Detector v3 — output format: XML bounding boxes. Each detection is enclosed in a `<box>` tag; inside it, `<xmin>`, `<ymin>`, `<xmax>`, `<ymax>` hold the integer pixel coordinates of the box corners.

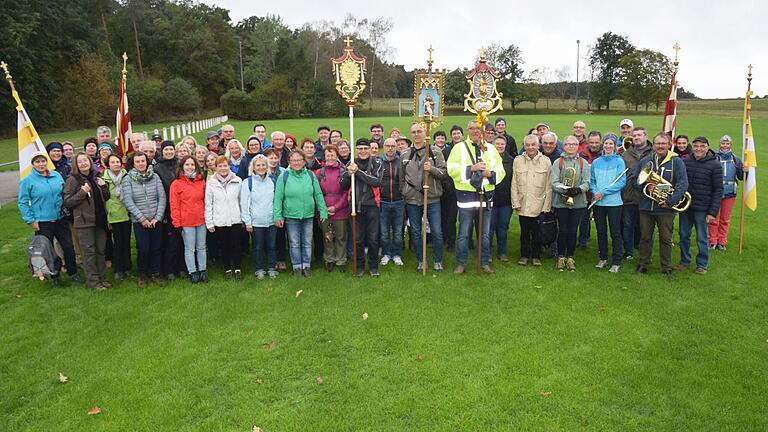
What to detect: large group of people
<box><xmin>18</xmin><ymin>117</ymin><xmax>743</xmax><ymax>290</ymax></box>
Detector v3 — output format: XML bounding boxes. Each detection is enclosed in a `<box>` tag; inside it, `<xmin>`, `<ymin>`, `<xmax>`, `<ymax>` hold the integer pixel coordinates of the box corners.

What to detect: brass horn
<box><xmin>561</xmin><ymin>166</ymin><xmax>577</xmax><ymax>206</ymax></box>
<box><xmin>636</xmin><ymin>164</ymin><xmax>692</xmax><ymax>212</ymax></box>
<box><xmin>621</xmin><ymin>136</ymin><xmax>633</xmax><ymax>151</ymax></box>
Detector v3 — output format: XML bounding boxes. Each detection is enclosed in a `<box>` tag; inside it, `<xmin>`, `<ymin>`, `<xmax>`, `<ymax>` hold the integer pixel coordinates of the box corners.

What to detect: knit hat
<box><xmin>603</xmin><ymin>133</ymin><xmax>619</xmax><ymax>145</ymax></box>
<box><xmin>46</xmin><ymin>142</ymin><xmax>63</xmax><ymax>152</ymax></box>
<box><xmin>720</xmin><ymin>134</ymin><xmax>732</xmax><ymax>143</ymax></box>
<box><xmin>98</xmin><ymin>142</ymin><xmax>113</xmax><ymax>152</ymax></box>
<box><xmin>161</xmin><ymin>140</ymin><xmax>175</xmax><ymax>151</ymax></box>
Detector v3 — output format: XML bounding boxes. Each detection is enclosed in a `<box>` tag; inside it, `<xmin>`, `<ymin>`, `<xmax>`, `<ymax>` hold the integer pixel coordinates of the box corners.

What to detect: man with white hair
<box><xmin>140</xmin><ymin>141</ymin><xmax>158</xmax><ymax>165</ymax></box>
<box><xmin>219</xmin><ymin>124</ymin><xmax>235</xmax><ymax>150</ymax></box>
<box><xmin>271</xmin><ymin>131</ymin><xmax>289</xmax><ymax>168</ymax></box>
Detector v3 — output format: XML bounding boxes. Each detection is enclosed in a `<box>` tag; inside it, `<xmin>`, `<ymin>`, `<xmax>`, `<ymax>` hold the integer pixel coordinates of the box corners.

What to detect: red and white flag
<box><xmin>116</xmin><ymin>69</ymin><xmax>133</xmax><ymax>157</ymax></box>
<box><xmin>662</xmin><ymin>70</ymin><xmax>677</xmax><ymax>139</ymax></box>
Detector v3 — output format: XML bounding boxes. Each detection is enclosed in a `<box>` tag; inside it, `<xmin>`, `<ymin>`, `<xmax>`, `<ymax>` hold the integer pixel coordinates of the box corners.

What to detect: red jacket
<box><xmin>169</xmin><ymin>173</ymin><xmax>206</xmax><ymax>228</ymax></box>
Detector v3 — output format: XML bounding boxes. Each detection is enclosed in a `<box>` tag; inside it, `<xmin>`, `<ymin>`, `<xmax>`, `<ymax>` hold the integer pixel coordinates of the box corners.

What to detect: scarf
<box><xmin>129</xmin><ymin>165</ymin><xmax>155</xmax><ymax>183</ymax></box>
<box><xmin>214</xmin><ymin>171</ymin><xmax>235</xmax><ymax>185</ymax></box>
<box><xmin>106</xmin><ymin>169</ymin><xmax>126</xmax><ymax>199</ymax></box>
<box><xmin>78</xmin><ymin>170</ymin><xmax>108</xmax><ymax>230</ymax></box>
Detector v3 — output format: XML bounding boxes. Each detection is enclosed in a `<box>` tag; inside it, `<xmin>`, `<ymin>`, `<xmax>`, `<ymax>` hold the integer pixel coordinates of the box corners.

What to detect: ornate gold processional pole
<box><xmin>413</xmin><ymin>45</ymin><xmax>445</xmax><ymax>275</ymax></box>
<box><xmin>332</xmin><ymin>37</ymin><xmax>367</xmax><ymax>275</ymax></box>
<box><xmin>463</xmin><ymin>48</ymin><xmax>503</xmax><ymax>274</ymax></box>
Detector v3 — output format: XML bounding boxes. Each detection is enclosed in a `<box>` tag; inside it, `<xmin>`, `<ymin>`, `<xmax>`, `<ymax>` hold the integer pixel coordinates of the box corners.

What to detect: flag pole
<box><xmin>738</xmin><ymin>64</ymin><xmax>753</xmax><ymax>255</ymax></box>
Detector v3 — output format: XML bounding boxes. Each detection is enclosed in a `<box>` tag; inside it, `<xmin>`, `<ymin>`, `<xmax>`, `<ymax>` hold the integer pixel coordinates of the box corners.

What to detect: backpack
<box><xmin>27</xmin><ymin>234</ymin><xmax>60</xmax><ymax>279</ymax></box>
<box><xmin>538</xmin><ymin>212</ymin><xmax>558</xmax><ymax>245</ymax></box>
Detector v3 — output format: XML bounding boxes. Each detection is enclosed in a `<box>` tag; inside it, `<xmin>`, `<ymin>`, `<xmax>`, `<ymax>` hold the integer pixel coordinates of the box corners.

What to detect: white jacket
<box><xmin>205</xmin><ymin>175</ymin><xmax>242</xmax><ymax>228</ymax></box>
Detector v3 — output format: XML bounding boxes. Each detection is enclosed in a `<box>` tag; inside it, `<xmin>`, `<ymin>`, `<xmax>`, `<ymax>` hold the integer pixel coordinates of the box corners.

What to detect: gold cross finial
<box><xmin>343</xmin><ymin>36</ymin><xmax>353</xmax><ymax>48</ymax></box>
<box><xmin>121</xmin><ymin>52</ymin><xmax>128</xmax><ymax>77</ymax></box>
<box><xmin>748</xmin><ymin>64</ymin><xmax>753</xmax><ymax>76</ymax></box>
<box><xmin>0</xmin><ymin>61</ymin><xmax>10</xmax><ymax>81</ymax></box>
<box><xmin>427</xmin><ymin>45</ymin><xmax>434</xmax><ymax>62</ymax></box>
<box><xmin>748</xmin><ymin>64</ymin><xmax>753</xmax><ymax>83</ymax></box>
<box><xmin>672</xmin><ymin>42</ymin><xmax>680</xmax><ymax>66</ymax></box>
<box><xmin>479</xmin><ymin>47</ymin><xmax>486</xmax><ymax>60</ymax></box>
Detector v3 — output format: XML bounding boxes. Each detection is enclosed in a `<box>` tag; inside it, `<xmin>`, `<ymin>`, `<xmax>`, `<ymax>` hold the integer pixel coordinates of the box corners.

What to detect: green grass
<box><xmin>1</xmin><ymin>111</ymin><xmax>767</xmax><ymax>431</ymax></box>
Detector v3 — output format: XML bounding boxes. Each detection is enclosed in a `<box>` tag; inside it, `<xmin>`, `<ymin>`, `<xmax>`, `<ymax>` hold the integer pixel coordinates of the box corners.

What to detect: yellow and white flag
<box><xmin>13</xmin><ymin>89</ymin><xmax>52</xmax><ymax>179</ymax></box>
<box><xmin>743</xmin><ymin>88</ymin><xmax>757</xmax><ymax>211</ymax></box>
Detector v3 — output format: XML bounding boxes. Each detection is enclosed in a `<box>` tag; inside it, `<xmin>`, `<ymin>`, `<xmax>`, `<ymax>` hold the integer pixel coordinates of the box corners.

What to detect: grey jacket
<box><xmin>621</xmin><ymin>144</ymin><xmax>652</xmax><ymax>205</ymax></box>
<box><xmin>121</xmin><ymin>173</ymin><xmax>166</xmax><ymax>223</ymax></box>
<box><xmin>399</xmin><ymin>145</ymin><xmax>446</xmax><ymax>205</ymax></box>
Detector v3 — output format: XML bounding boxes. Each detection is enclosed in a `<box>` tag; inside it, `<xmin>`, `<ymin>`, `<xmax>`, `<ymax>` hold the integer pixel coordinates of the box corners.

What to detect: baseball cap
<box><xmin>620</xmin><ymin>118</ymin><xmax>634</xmax><ymax>128</ymax></box>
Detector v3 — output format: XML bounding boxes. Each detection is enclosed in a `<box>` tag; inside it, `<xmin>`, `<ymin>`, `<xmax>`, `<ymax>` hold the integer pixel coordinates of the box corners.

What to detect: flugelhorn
<box><xmin>561</xmin><ymin>166</ymin><xmax>577</xmax><ymax>206</ymax></box>
<box><xmin>636</xmin><ymin>164</ymin><xmax>691</xmax><ymax>212</ymax></box>
<box><xmin>621</xmin><ymin>136</ymin><xmax>633</xmax><ymax>151</ymax></box>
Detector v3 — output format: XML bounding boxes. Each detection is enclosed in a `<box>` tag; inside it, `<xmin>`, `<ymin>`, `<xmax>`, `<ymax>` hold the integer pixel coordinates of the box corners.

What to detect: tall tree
<box><xmin>618</xmin><ymin>49</ymin><xmax>673</xmax><ymax>111</ymax></box>
<box><xmin>589</xmin><ymin>32</ymin><xmax>635</xmax><ymax>110</ymax></box>
<box><xmin>483</xmin><ymin>43</ymin><xmax>525</xmax><ymax>109</ymax></box>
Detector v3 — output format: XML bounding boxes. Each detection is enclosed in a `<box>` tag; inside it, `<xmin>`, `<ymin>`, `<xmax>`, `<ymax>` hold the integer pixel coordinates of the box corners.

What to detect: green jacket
<box><xmin>273</xmin><ymin>167</ymin><xmax>328</xmax><ymax>221</ymax></box>
<box><xmin>550</xmin><ymin>154</ymin><xmax>591</xmax><ymax>209</ymax></box>
<box><xmin>101</xmin><ymin>170</ymin><xmax>130</xmax><ymax>223</ymax></box>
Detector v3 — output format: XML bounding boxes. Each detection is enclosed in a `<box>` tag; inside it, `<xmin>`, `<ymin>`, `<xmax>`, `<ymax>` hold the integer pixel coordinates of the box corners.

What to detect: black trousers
<box><xmin>441</xmin><ymin>191</ymin><xmax>458</xmax><ymax>248</ymax></box>
<box><xmin>38</xmin><ymin>220</ymin><xmax>77</xmax><ymax>276</ymax></box>
<box><xmin>162</xmin><ymin>222</ymin><xmax>185</xmax><ymax>275</ymax></box>
<box><xmin>355</xmin><ymin>205</ymin><xmax>380</xmax><ymax>271</ymax></box>
<box><xmin>110</xmin><ymin>221</ymin><xmax>132</xmax><ymax>273</ymax></box>
<box><xmin>216</xmin><ymin>225</ymin><xmax>242</xmax><ymax>271</ymax></box>
<box><xmin>519</xmin><ymin>215</ymin><xmax>542</xmax><ymax>259</ymax></box>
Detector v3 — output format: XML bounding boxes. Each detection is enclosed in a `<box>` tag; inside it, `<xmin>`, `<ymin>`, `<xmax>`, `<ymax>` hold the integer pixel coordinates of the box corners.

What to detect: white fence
<box><xmin>162</xmin><ymin>115</ymin><xmax>228</xmax><ymax>141</ymax></box>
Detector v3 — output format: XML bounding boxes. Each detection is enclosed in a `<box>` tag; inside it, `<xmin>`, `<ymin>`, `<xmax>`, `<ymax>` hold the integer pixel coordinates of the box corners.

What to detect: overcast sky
<box><xmin>207</xmin><ymin>0</ymin><xmax>765</xmax><ymax>99</ymax></box>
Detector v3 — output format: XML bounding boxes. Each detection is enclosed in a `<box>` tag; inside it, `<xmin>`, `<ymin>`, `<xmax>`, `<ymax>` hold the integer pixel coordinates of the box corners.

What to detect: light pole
<box><xmin>575</xmin><ymin>39</ymin><xmax>580</xmax><ymax>109</ymax></box>
<box><xmin>239</xmin><ymin>38</ymin><xmax>245</xmax><ymax>91</ymax></box>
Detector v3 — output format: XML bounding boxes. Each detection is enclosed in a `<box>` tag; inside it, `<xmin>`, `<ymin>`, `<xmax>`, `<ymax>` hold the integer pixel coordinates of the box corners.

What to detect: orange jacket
<box><xmin>169</xmin><ymin>174</ymin><xmax>206</xmax><ymax>228</ymax></box>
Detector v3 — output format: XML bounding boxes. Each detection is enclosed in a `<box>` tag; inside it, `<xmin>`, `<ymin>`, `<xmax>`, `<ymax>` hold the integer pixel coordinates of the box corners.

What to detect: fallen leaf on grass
<box><xmin>58</xmin><ymin>372</ymin><xmax>68</xmax><ymax>384</ymax></box>
<box><xmin>87</xmin><ymin>406</ymin><xmax>101</xmax><ymax>415</ymax></box>
<box><xmin>256</xmin><ymin>378</ymin><xmax>264</xmax><ymax>385</ymax></box>
<box><xmin>295</xmin><ymin>290</ymin><xmax>303</xmax><ymax>298</ymax></box>
<box><xmin>263</xmin><ymin>340</ymin><xmax>276</xmax><ymax>350</ymax></box>
<box><xmin>245</xmin><ymin>330</ymin><xmax>254</xmax><ymax>337</ymax></box>
<box><xmin>622</xmin><ymin>286</ymin><xmax>629</xmax><ymax>292</ymax></box>
<box><xmin>252</xmin><ymin>426</ymin><xmax>263</xmax><ymax>432</ymax></box>
<box><xmin>362</xmin><ymin>312</ymin><xmax>369</xmax><ymax>320</ymax></box>
<box><xmin>596</xmin><ymin>305</ymin><xmax>606</xmax><ymax>313</ymax></box>
<box><xmin>534</xmin><ymin>285</ymin><xmax>542</xmax><ymax>289</ymax></box>
<box><xmin>266</xmin><ymin>287</ymin><xmax>273</xmax><ymax>294</ymax></box>
<box><xmin>416</xmin><ymin>354</ymin><xmax>425</xmax><ymax>361</ymax></box>
<box><xmin>316</xmin><ymin>376</ymin><xmax>324</xmax><ymax>385</ymax></box>
<box><xmin>16</xmin><ymin>294</ymin><xmax>22</xmax><ymax>298</ymax></box>
<box><xmin>540</xmin><ymin>391</ymin><xmax>552</xmax><ymax>397</ymax></box>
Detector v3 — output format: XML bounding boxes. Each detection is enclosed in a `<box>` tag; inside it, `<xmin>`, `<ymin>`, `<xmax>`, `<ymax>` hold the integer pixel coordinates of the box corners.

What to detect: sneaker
<box><xmin>709</xmin><ymin>244</ymin><xmax>717</xmax><ymax>250</ymax></box>
<box><xmin>268</xmin><ymin>269</ymin><xmax>278</xmax><ymax>279</ymax></box>
<box><xmin>137</xmin><ymin>276</ymin><xmax>148</xmax><ymax>288</ymax></box>
<box><xmin>695</xmin><ymin>267</ymin><xmax>708</xmax><ymax>275</ymax></box>
<box><xmin>190</xmin><ymin>272</ymin><xmax>200</xmax><ymax>283</ymax></box>
<box><xmin>517</xmin><ymin>257</ymin><xmax>529</xmax><ymax>266</ymax></box>
<box><xmin>433</xmin><ymin>263</ymin><xmax>443</xmax><ymax>272</ymax></box>
<box><xmin>662</xmin><ymin>269</ymin><xmax>674</xmax><ymax>277</ymax></box>
<box><xmin>255</xmin><ymin>270</ymin><xmax>265</xmax><ymax>280</ymax></box>
<box><xmin>380</xmin><ymin>255</ymin><xmax>391</xmax><ymax>266</ymax></box>
<box><xmin>166</xmin><ymin>273</ymin><xmax>176</xmax><ymax>281</ymax></box>
<box><xmin>716</xmin><ymin>244</ymin><xmax>726</xmax><ymax>251</ymax></box>
<box><xmin>302</xmin><ymin>268</ymin><xmax>312</xmax><ymax>278</ymax></box>
<box><xmin>69</xmin><ymin>274</ymin><xmax>84</xmax><ymax>284</ymax></box>
<box><xmin>595</xmin><ymin>260</ymin><xmax>608</xmax><ymax>269</ymax></box>
<box><xmin>499</xmin><ymin>255</ymin><xmax>509</xmax><ymax>263</ymax></box>
<box><xmin>481</xmin><ymin>265</ymin><xmax>495</xmax><ymax>274</ymax></box>
<box><xmin>355</xmin><ymin>270</ymin><xmax>365</xmax><ymax>277</ymax></box>
<box><xmin>416</xmin><ymin>262</ymin><xmax>423</xmax><ymax>272</ymax></box>
<box><xmin>151</xmin><ymin>274</ymin><xmax>167</xmax><ymax>287</ymax></box>
<box><xmin>234</xmin><ymin>269</ymin><xmax>242</xmax><ymax>280</ymax></box>
<box><xmin>293</xmin><ymin>269</ymin><xmax>302</xmax><ymax>277</ymax></box>
<box><xmin>566</xmin><ymin>257</ymin><xmax>576</xmax><ymax>272</ymax></box>
<box><xmin>556</xmin><ymin>256</ymin><xmax>566</xmax><ymax>272</ymax></box>
<box><xmin>677</xmin><ymin>263</ymin><xmax>690</xmax><ymax>270</ymax></box>
<box><xmin>453</xmin><ymin>264</ymin><xmax>465</xmax><ymax>275</ymax></box>
<box><xmin>393</xmin><ymin>256</ymin><xmax>404</xmax><ymax>266</ymax></box>
<box><xmin>224</xmin><ymin>270</ymin><xmax>233</xmax><ymax>280</ymax></box>
<box><xmin>623</xmin><ymin>253</ymin><xmax>634</xmax><ymax>261</ymax></box>
<box><xmin>199</xmin><ymin>270</ymin><xmax>209</xmax><ymax>283</ymax></box>
<box><xmin>608</xmin><ymin>264</ymin><xmax>620</xmax><ymax>273</ymax></box>
<box><xmin>370</xmin><ymin>269</ymin><xmax>380</xmax><ymax>277</ymax></box>
<box><xmin>532</xmin><ymin>258</ymin><xmax>542</xmax><ymax>267</ymax></box>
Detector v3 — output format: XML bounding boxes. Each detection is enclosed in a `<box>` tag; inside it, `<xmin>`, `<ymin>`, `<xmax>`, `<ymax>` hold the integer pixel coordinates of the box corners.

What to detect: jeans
<box><xmin>555</xmin><ymin>207</ymin><xmax>586</xmax><ymax>257</ymax></box>
<box><xmin>518</xmin><ymin>215</ymin><xmax>542</xmax><ymax>259</ymax></box>
<box><xmin>251</xmin><ymin>225</ymin><xmax>277</xmax><ymax>271</ymax></box>
<box><xmin>406</xmin><ymin>202</ymin><xmax>443</xmax><ymax>264</ymax></box>
<box><xmin>489</xmin><ymin>205</ymin><xmax>513</xmax><ymax>256</ymax></box>
<box><xmin>679</xmin><ymin>210</ymin><xmax>710</xmax><ymax>269</ymax></box>
<box><xmin>380</xmin><ymin>200</ymin><xmax>405</xmax><ymax>257</ymax></box>
<box><xmin>621</xmin><ymin>204</ymin><xmax>639</xmax><ymax>255</ymax></box>
<box><xmin>457</xmin><ymin>207</ymin><xmax>491</xmax><ymax>266</ymax></box>
<box><xmin>181</xmin><ymin>224</ymin><xmax>207</xmax><ymax>273</ymax></box>
<box><xmin>38</xmin><ymin>220</ymin><xmax>77</xmax><ymax>276</ymax></box>
<box><xmin>593</xmin><ymin>205</ymin><xmax>623</xmax><ymax>265</ymax></box>
<box><xmin>578</xmin><ymin>207</ymin><xmax>591</xmax><ymax>247</ymax></box>
<box><xmin>110</xmin><ymin>221</ymin><xmax>132</xmax><ymax>273</ymax></box>
<box><xmin>286</xmin><ymin>218</ymin><xmax>313</xmax><ymax>269</ymax></box>
<box><xmin>355</xmin><ymin>205</ymin><xmax>380</xmax><ymax>271</ymax></box>
<box><xmin>134</xmin><ymin>222</ymin><xmax>162</xmax><ymax>276</ymax></box>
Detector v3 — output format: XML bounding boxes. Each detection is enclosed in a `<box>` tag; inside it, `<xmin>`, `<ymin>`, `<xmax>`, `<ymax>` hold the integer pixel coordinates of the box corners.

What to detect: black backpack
<box><xmin>538</xmin><ymin>212</ymin><xmax>558</xmax><ymax>245</ymax></box>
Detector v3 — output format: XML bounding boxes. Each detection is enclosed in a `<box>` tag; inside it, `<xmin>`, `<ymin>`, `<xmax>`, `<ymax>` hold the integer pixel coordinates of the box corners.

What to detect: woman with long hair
<box><xmin>101</xmin><ymin>154</ymin><xmax>132</xmax><ymax>280</ymax></box>
<box><xmin>590</xmin><ymin>134</ymin><xmax>626</xmax><ymax>273</ymax></box>
<box><xmin>170</xmin><ymin>156</ymin><xmax>208</xmax><ymax>283</ymax></box>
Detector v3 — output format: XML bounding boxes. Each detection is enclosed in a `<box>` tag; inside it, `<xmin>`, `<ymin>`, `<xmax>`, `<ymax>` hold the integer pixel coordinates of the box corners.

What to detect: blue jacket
<box><xmin>634</xmin><ymin>151</ymin><xmax>688</xmax><ymax>214</ymax></box>
<box><xmin>240</xmin><ymin>173</ymin><xmax>275</xmax><ymax>228</ymax></box>
<box><xmin>715</xmin><ymin>150</ymin><xmax>743</xmax><ymax>198</ymax></box>
<box><xmin>590</xmin><ymin>154</ymin><xmax>626</xmax><ymax>207</ymax></box>
<box><xmin>18</xmin><ymin>169</ymin><xmax>65</xmax><ymax>224</ymax></box>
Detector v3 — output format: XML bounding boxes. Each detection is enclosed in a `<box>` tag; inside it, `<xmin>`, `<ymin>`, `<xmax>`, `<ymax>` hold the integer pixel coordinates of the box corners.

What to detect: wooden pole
<box><xmin>476</xmin><ymin>140</ymin><xmax>485</xmax><ymax>274</ymax></box>
<box><xmin>421</xmin><ymin>119</ymin><xmax>431</xmax><ymax>276</ymax></box>
<box><xmin>738</xmin><ymin>65</ymin><xmax>753</xmax><ymax>255</ymax></box>
<box><xmin>349</xmin><ymin>105</ymin><xmax>357</xmax><ymax>274</ymax></box>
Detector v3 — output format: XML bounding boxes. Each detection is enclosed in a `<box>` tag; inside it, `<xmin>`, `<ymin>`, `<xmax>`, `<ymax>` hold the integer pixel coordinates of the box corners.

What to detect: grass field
<box><xmin>1</xmin><ymin>107</ymin><xmax>767</xmax><ymax>430</ymax></box>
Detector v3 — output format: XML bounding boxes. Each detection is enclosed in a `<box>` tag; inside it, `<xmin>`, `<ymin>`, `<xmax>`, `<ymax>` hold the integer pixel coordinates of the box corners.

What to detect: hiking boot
<box><xmin>302</xmin><ymin>268</ymin><xmax>312</xmax><ymax>278</ymax></box>
<box><xmin>293</xmin><ymin>269</ymin><xmax>302</xmax><ymax>277</ymax></box>
<box><xmin>517</xmin><ymin>257</ymin><xmax>529</xmax><ymax>266</ymax></box>
<box><xmin>166</xmin><ymin>273</ymin><xmax>176</xmax><ymax>281</ymax></box>
<box><xmin>325</xmin><ymin>262</ymin><xmax>334</xmax><ymax>272</ymax></box>
<box><xmin>370</xmin><ymin>269</ymin><xmax>380</xmax><ymax>277</ymax></box>
<box><xmin>566</xmin><ymin>257</ymin><xmax>576</xmax><ymax>272</ymax></box>
<box><xmin>380</xmin><ymin>255</ymin><xmax>391</xmax><ymax>266</ymax></box>
<box><xmin>608</xmin><ymin>265</ymin><xmax>620</xmax><ymax>273</ymax></box>
<box><xmin>677</xmin><ymin>263</ymin><xmax>690</xmax><ymax>271</ymax></box>
<box><xmin>635</xmin><ymin>266</ymin><xmax>647</xmax><ymax>274</ymax></box>
<box><xmin>199</xmin><ymin>270</ymin><xmax>209</xmax><ymax>283</ymax></box>
<box><xmin>224</xmin><ymin>270</ymin><xmax>233</xmax><ymax>280</ymax></box>
<box><xmin>532</xmin><ymin>258</ymin><xmax>542</xmax><ymax>267</ymax></box>
<box><xmin>393</xmin><ymin>256</ymin><xmax>404</xmax><ymax>266</ymax></box>
<box><xmin>268</xmin><ymin>269</ymin><xmax>278</xmax><ymax>279</ymax></box>
<box><xmin>190</xmin><ymin>272</ymin><xmax>200</xmax><ymax>283</ymax></box>
<box><xmin>234</xmin><ymin>269</ymin><xmax>242</xmax><ymax>280</ymax></box>
<box><xmin>151</xmin><ymin>274</ymin><xmax>166</xmax><ymax>287</ymax></box>
<box><xmin>499</xmin><ymin>255</ymin><xmax>509</xmax><ymax>263</ymax></box>
<box><xmin>481</xmin><ymin>265</ymin><xmax>495</xmax><ymax>274</ymax></box>
<box><xmin>51</xmin><ymin>276</ymin><xmax>61</xmax><ymax>287</ymax></box>
<box><xmin>255</xmin><ymin>270</ymin><xmax>265</xmax><ymax>280</ymax></box>
<box><xmin>137</xmin><ymin>276</ymin><xmax>148</xmax><ymax>288</ymax></box>
<box><xmin>595</xmin><ymin>260</ymin><xmax>608</xmax><ymax>269</ymax></box>
<box><xmin>695</xmin><ymin>267</ymin><xmax>708</xmax><ymax>275</ymax></box>
<box><xmin>69</xmin><ymin>274</ymin><xmax>84</xmax><ymax>284</ymax></box>
<box><xmin>716</xmin><ymin>244</ymin><xmax>726</xmax><ymax>251</ymax></box>
<box><xmin>433</xmin><ymin>263</ymin><xmax>443</xmax><ymax>272</ymax></box>
<box><xmin>453</xmin><ymin>264</ymin><xmax>465</xmax><ymax>275</ymax></box>
<box><xmin>556</xmin><ymin>256</ymin><xmax>566</xmax><ymax>272</ymax></box>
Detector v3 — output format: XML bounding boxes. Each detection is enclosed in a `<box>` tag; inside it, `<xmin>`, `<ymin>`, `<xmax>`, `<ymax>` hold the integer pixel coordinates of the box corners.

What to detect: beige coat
<box><xmin>511</xmin><ymin>152</ymin><xmax>553</xmax><ymax>217</ymax></box>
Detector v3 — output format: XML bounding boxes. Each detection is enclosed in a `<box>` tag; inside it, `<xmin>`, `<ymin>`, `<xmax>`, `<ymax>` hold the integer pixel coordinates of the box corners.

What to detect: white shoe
<box><xmin>380</xmin><ymin>255</ymin><xmax>391</xmax><ymax>266</ymax></box>
<box><xmin>393</xmin><ymin>256</ymin><xmax>404</xmax><ymax>266</ymax></box>
<box><xmin>595</xmin><ymin>260</ymin><xmax>608</xmax><ymax>269</ymax></box>
<box><xmin>608</xmin><ymin>265</ymin><xmax>620</xmax><ymax>273</ymax></box>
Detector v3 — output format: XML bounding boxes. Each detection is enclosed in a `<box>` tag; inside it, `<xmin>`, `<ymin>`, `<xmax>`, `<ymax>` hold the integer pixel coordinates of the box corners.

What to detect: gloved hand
<box><xmin>567</xmin><ymin>187</ymin><xmax>582</xmax><ymax>197</ymax></box>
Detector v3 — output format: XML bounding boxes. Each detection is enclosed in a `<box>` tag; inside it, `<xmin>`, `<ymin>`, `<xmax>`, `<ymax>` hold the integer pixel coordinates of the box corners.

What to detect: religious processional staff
<box><xmin>447</xmin><ymin>121</ymin><xmax>505</xmax><ymax>275</ymax></box>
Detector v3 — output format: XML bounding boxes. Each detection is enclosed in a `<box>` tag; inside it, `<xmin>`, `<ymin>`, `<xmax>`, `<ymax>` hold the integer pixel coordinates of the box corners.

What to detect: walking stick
<box><xmin>421</xmin><ymin>118</ymin><xmax>432</xmax><ymax>276</ymax></box>
<box><xmin>349</xmin><ymin>106</ymin><xmax>358</xmax><ymax>274</ymax></box>
<box><xmin>476</xmin><ymin>141</ymin><xmax>484</xmax><ymax>274</ymax></box>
